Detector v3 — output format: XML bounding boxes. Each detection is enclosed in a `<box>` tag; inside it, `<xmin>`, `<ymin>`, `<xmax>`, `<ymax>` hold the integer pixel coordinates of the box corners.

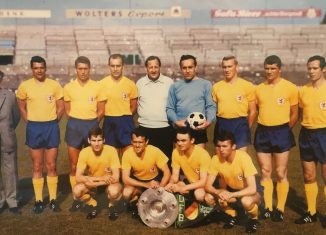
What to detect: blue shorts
<box><xmin>254</xmin><ymin>123</ymin><xmax>295</xmax><ymax>153</ymax></box>
<box><xmin>103</xmin><ymin>115</ymin><xmax>134</xmax><ymax>148</ymax></box>
<box><xmin>65</xmin><ymin>117</ymin><xmax>98</xmax><ymax>149</ymax></box>
<box><xmin>214</xmin><ymin>117</ymin><xmax>251</xmax><ymax>148</ymax></box>
<box><xmin>299</xmin><ymin>127</ymin><xmax>326</xmax><ymax>164</ymax></box>
<box><xmin>26</xmin><ymin>120</ymin><xmax>60</xmax><ymax>149</ymax></box>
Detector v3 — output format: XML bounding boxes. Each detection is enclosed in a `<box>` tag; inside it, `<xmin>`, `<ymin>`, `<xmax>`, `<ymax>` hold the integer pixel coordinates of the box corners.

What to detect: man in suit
<box><xmin>0</xmin><ymin>70</ymin><xmax>21</xmax><ymax>214</ymax></box>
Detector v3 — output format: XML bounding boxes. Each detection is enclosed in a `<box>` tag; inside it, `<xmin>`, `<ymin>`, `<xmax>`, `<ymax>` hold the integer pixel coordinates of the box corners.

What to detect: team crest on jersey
<box><xmin>320</xmin><ymin>101</ymin><xmax>326</xmax><ymax>110</ymax></box>
<box><xmin>47</xmin><ymin>95</ymin><xmax>54</xmax><ymax>103</ymax></box>
<box><xmin>122</xmin><ymin>93</ymin><xmax>128</xmax><ymax>100</ymax></box>
<box><xmin>150</xmin><ymin>167</ymin><xmax>157</xmax><ymax>173</ymax></box>
<box><xmin>237</xmin><ymin>175</ymin><xmax>244</xmax><ymax>181</ymax></box>
<box><xmin>88</xmin><ymin>96</ymin><xmax>95</xmax><ymax>102</ymax></box>
<box><xmin>195</xmin><ymin>168</ymin><xmax>200</xmax><ymax>174</ymax></box>
<box><xmin>277</xmin><ymin>97</ymin><xmax>285</xmax><ymax>105</ymax></box>
<box><xmin>236</xmin><ymin>95</ymin><xmax>243</xmax><ymax>102</ymax></box>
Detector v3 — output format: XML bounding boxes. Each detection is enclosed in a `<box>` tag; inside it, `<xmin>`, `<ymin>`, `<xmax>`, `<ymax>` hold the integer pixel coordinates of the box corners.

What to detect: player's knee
<box><xmin>108</xmin><ymin>186</ymin><xmax>121</xmax><ymax>200</ymax></box>
<box><xmin>205</xmin><ymin>193</ymin><xmax>216</xmax><ymax>206</ymax></box>
<box><xmin>45</xmin><ymin>161</ymin><xmax>56</xmax><ymax>173</ymax></box>
<box><xmin>73</xmin><ymin>184</ymin><xmax>86</xmax><ymax>199</ymax></box>
<box><xmin>194</xmin><ymin>189</ymin><xmax>205</xmax><ymax>202</ymax></box>
<box><xmin>122</xmin><ymin>187</ymin><xmax>133</xmax><ymax>200</ymax></box>
<box><xmin>303</xmin><ymin>171</ymin><xmax>316</xmax><ymax>183</ymax></box>
<box><xmin>261</xmin><ymin>167</ymin><xmax>272</xmax><ymax>178</ymax></box>
<box><xmin>275</xmin><ymin>167</ymin><xmax>287</xmax><ymax>180</ymax></box>
<box><xmin>241</xmin><ymin>196</ymin><xmax>253</xmax><ymax>209</ymax></box>
<box><xmin>33</xmin><ymin>162</ymin><xmax>44</xmax><ymax>174</ymax></box>
<box><xmin>70</xmin><ymin>164</ymin><xmax>77</xmax><ymax>174</ymax></box>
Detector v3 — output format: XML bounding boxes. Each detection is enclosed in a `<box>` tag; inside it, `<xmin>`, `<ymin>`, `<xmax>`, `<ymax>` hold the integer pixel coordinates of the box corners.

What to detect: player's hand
<box><xmin>218</xmin><ymin>190</ymin><xmax>233</xmax><ymax>201</ymax></box>
<box><xmin>148</xmin><ymin>180</ymin><xmax>160</xmax><ymax>189</ymax></box>
<box><xmin>164</xmin><ymin>183</ymin><xmax>174</xmax><ymax>192</ymax></box>
<box><xmin>195</xmin><ymin>120</ymin><xmax>210</xmax><ymax>130</ymax></box>
<box><xmin>175</xmin><ymin>120</ymin><xmax>187</xmax><ymax>128</ymax></box>
<box><xmin>85</xmin><ymin>177</ymin><xmax>98</xmax><ymax>188</ymax></box>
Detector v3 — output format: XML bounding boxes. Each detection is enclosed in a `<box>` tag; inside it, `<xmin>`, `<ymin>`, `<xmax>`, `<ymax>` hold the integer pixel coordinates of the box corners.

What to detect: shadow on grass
<box><xmin>286</xmin><ymin>187</ymin><xmax>307</xmax><ymax>215</ymax></box>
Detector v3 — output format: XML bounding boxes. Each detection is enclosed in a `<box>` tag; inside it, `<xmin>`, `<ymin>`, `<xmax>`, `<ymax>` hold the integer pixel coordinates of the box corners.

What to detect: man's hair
<box><xmin>88</xmin><ymin>126</ymin><xmax>103</xmax><ymax>139</ymax></box>
<box><xmin>214</xmin><ymin>130</ymin><xmax>236</xmax><ymax>146</ymax></box>
<box><xmin>264</xmin><ymin>55</ymin><xmax>282</xmax><ymax>68</ymax></box>
<box><xmin>108</xmin><ymin>53</ymin><xmax>124</xmax><ymax>65</ymax></box>
<box><xmin>179</xmin><ymin>54</ymin><xmax>197</xmax><ymax>67</ymax></box>
<box><xmin>222</xmin><ymin>55</ymin><xmax>238</xmax><ymax>65</ymax></box>
<box><xmin>75</xmin><ymin>56</ymin><xmax>91</xmax><ymax>68</ymax></box>
<box><xmin>145</xmin><ymin>56</ymin><xmax>161</xmax><ymax>67</ymax></box>
<box><xmin>175</xmin><ymin>126</ymin><xmax>195</xmax><ymax>140</ymax></box>
<box><xmin>307</xmin><ymin>55</ymin><xmax>326</xmax><ymax>69</ymax></box>
<box><xmin>30</xmin><ymin>56</ymin><xmax>46</xmax><ymax>68</ymax></box>
<box><xmin>0</xmin><ymin>70</ymin><xmax>4</xmax><ymax>80</ymax></box>
<box><xmin>131</xmin><ymin>127</ymin><xmax>148</xmax><ymax>141</ymax></box>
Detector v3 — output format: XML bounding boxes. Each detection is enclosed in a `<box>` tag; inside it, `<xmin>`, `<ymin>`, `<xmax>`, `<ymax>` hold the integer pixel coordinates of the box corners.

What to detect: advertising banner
<box><xmin>0</xmin><ymin>9</ymin><xmax>51</xmax><ymax>18</ymax></box>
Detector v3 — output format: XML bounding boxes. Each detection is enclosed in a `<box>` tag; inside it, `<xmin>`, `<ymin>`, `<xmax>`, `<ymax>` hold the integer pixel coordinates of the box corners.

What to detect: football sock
<box><xmin>305</xmin><ymin>182</ymin><xmax>318</xmax><ymax>215</ymax></box>
<box><xmin>69</xmin><ymin>176</ymin><xmax>76</xmax><ymax>191</ymax></box>
<box><xmin>261</xmin><ymin>179</ymin><xmax>273</xmax><ymax>210</ymax></box>
<box><xmin>276</xmin><ymin>181</ymin><xmax>289</xmax><ymax>212</ymax></box>
<box><xmin>247</xmin><ymin>204</ymin><xmax>258</xmax><ymax>219</ymax></box>
<box><xmin>224</xmin><ymin>207</ymin><xmax>237</xmax><ymax>217</ymax></box>
<box><xmin>81</xmin><ymin>194</ymin><xmax>91</xmax><ymax>201</ymax></box>
<box><xmin>86</xmin><ymin>198</ymin><xmax>97</xmax><ymax>207</ymax></box>
<box><xmin>47</xmin><ymin>176</ymin><xmax>58</xmax><ymax>201</ymax></box>
<box><xmin>32</xmin><ymin>177</ymin><xmax>44</xmax><ymax>202</ymax></box>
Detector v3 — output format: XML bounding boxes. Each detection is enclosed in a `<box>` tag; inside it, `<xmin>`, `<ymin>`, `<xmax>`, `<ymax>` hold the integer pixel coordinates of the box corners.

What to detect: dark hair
<box><xmin>30</xmin><ymin>56</ymin><xmax>46</xmax><ymax>68</ymax></box>
<box><xmin>179</xmin><ymin>54</ymin><xmax>197</xmax><ymax>68</ymax></box>
<box><xmin>307</xmin><ymin>55</ymin><xmax>326</xmax><ymax>69</ymax></box>
<box><xmin>145</xmin><ymin>56</ymin><xmax>161</xmax><ymax>67</ymax></box>
<box><xmin>0</xmin><ymin>70</ymin><xmax>4</xmax><ymax>80</ymax></box>
<box><xmin>108</xmin><ymin>53</ymin><xmax>124</xmax><ymax>65</ymax></box>
<box><xmin>264</xmin><ymin>55</ymin><xmax>282</xmax><ymax>68</ymax></box>
<box><xmin>175</xmin><ymin>126</ymin><xmax>195</xmax><ymax>140</ymax></box>
<box><xmin>222</xmin><ymin>55</ymin><xmax>238</xmax><ymax>65</ymax></box>
<box><xmin>75</xmin><ymin>56</ymin><xmax>91</xmax><ymax>68</ymax></box>
<box><xmin>88</xmin><ymin>126</ymin><xmax>103</xmax><ymax>139</ymax></box>
<box><xmin>131</xmin><ymin>127</ymin><xmax>148</xmax><ymax>141</ymax></box>
<box><xmin>214</xmin><ymin>130</ymin><xmax>236</xmax><ymax>146</ymax></box>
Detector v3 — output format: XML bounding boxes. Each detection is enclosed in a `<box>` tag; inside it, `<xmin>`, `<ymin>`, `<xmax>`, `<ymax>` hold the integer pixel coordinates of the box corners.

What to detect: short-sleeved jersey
<box><xmin>16</xmin><ymin>78</ymin><xmax>63</xmax><ymax>121</ymax></box>
<box><xmin>212</xmin><ymin>78</ymin><xmax>255</xmax><ymax>118</ymax></box>
<box><xmin>255</xmin><ymin>79</ymin><xmax>298</xmax><ymax>126</ymax></box>
<box><xmin>299</xmin><ymin>82</ymin><xmax>326</xmax><ymax>129</ymax></box>
<box><xmin>64</xmin><ymin>79</ymin><xmax>104</xmax><ymax>120</ymax></box>
<box><xmin>121</xmin><ymin>145</ymin><xmax>169</xmax><ymax>181</ymax></box>
<box><xmin>208</xmin><ymin>150</ymin><xmax>257</xmax><ymax>190</ymax></box>
<box><xmin>76</xmin><ymin>145</ymin><xmax>120</xmax><ymax>177</ymax></box>
<box><xmin>171</xmin><ymin>145</ymin><xmax>211</xmax><ymax>183</ymax></box>
<box><xmin>99</xmin><ymin>76</ymin><xmax>138</xmax><ymax>116</ymax></box>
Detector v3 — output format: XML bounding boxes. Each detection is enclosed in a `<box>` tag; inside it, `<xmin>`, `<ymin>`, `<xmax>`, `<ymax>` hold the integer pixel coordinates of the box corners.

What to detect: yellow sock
<box><xmin>305</xmin><ymin>182</ymin><xmax>318</xmax><ymax>215</ymax></box>
<box><xmin>86</xmin><ymin>198</ymin><xmax>97</xmax><ymax>207</ymax></box>
<box><xmin>247</xmin><ymin>204</ymin><xmax>258</xmax><ymax>219</ymax></box>
<box><xmin>32</xmin><ymin>178</ymin><xmax>44</xmax><ymax>201</ymax></box>
<box><xmin>261</xmin><ymin>179</ymin><xmax>273</xmax><ymax>210</ymax></box>
<box><xmin>224</xmin><ymin>207</ymin><xmax>237</xmax><ymax>217</ymax></box>
<box><xmin>81</xmin><ymin>194</ymin><xmax>91</xmax><ymax>201</ymax></box>
<box><xmin>47</xmin><ymin>176</ymin><xmax>58</xmax><ymax>201</ymax></box>
<box><xmin>276</xmin><ymin>181</ymin><xmax>289</xmax><ymax>212</ymax></box>
<box><xmin>69</xmin><ymin>176</ymin><xmax>76</xmax><ymax>191</ymax></box>
<box><xmin>324</xmin><ymin>185</ymin><xmax>326</xmax><ymax>198</ymax></box>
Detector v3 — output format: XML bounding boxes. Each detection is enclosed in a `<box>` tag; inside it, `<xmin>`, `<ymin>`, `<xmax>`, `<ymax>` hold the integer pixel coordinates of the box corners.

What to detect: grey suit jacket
<box><xmin>0</xmin><ymin>88</ymin><xmax>20</xmax><ymax>153</ymax></box>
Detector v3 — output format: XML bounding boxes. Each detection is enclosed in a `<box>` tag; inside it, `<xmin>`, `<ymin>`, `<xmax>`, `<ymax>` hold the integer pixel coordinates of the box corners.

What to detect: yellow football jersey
<box><xmin>16</xmin><ymin>78</ymin><xmax>63</xmax><ymax>121</ymax></box>
<box><xmin>77</xmin><ymin>145</ymin><xmax>120</xmax><ymax>177</ymax></box>
<box><xmin>208</xmin><ymin>150</ymin><xmax>257</xmax><ymax>190</ymax></box>
<box><xmin>171</xmin><ymin>145</ymin><xmax>211</xmax><ymax>183</ymax></box>
<box><xmin>212</xmin><ymin>78</ymin><xmax>255</xmax><ymax>118</ymax></box>
<box><xmin>121</xmin><ymin>145</ymin><xmax>169</xmax><ymax>180</ymax></box>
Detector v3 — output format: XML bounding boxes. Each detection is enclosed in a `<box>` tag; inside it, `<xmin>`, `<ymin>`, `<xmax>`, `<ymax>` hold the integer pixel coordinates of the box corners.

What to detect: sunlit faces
<box><xmin>131</xmin><ymin>134</ymin><xmax>149</xmax><ymax>156</ymax></box>
<box><xmin>264</xmin><ymin>64</ymin><xmax>281</xmax><ymax>83</ymax></box>
<box><xmin>216</xmin><ymin>140</ymin><xmax>236</xmax><ymax>159</ymax></box>
<box><xmin>31</xmin><ymin>62</ymin><xmax>46</xmax><ymax>82</ymax></box>
<box><xmin>222</xmin><ymin>59</ymin><xmax>238</xmax><ymax>81</ymax></box>
<box><xmin>76</xmin><ymin>63</ymin><xmax>90</xmax><ymax>83</ymax></box>
<box><xmin>176</xmin><ymin>133</ymin><xmax>195</xmax><ymax>152</ymax></box>
<box><xmin>88</xmin><ymin>135</ymin><xmax>104</xmax><ymax>155</ymax></box>
<box><xmin>109</xmin><ymin>57</ymin><xmax>123</xmax><ymax>80</ymax></box>
<box><xmin>180</xmin><ymin>59</ymin><xmax>197</xmax><ymax>81</ymax></box>
<box><xmin>307</xmin><ymin>60</ymin><xmax>326</xmax><ymax>83</ymax></box>
<box><xmin>146</xmin><ymin>59</ymin><xmax>161</xmax><ymax>81</ymax></box>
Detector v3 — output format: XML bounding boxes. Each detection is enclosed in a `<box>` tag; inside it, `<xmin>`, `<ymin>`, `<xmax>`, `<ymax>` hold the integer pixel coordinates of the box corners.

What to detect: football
<box><xmin>186</xmin><ymin>112</ymin><xmax>206</xmax><ymax>129</ymax></box>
